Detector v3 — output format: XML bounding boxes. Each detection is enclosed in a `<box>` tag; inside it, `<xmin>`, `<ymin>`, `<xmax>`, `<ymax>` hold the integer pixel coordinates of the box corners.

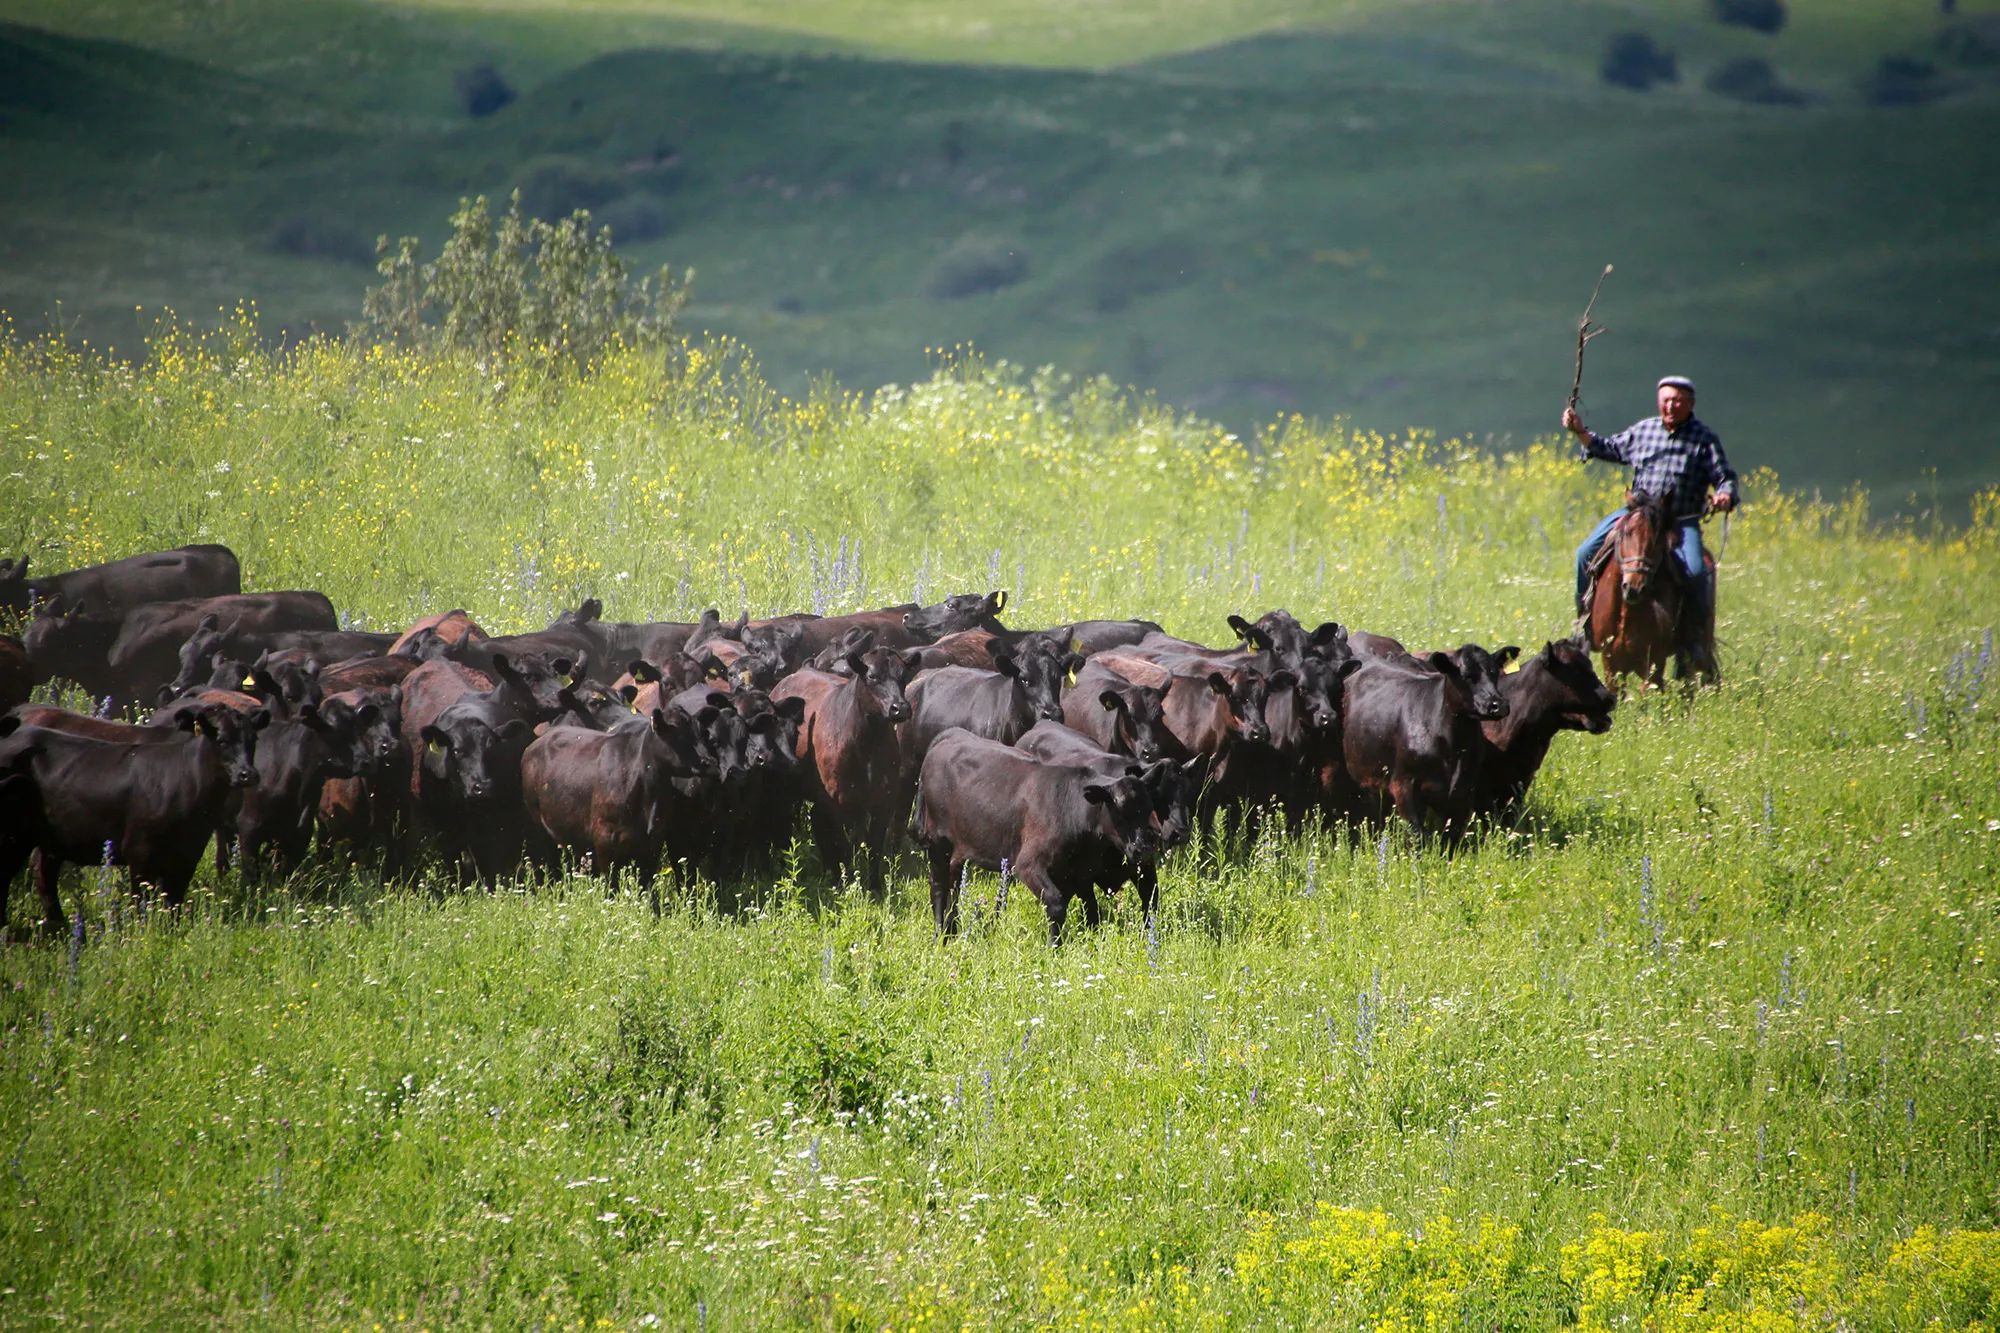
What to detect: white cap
<box><xmin>1657</xmin><ymin>375</ymin><xmax>1696</xmax><ymax>394</ymax></box>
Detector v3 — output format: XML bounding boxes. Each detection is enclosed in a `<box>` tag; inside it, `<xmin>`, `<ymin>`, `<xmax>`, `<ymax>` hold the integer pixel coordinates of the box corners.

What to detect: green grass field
<box><xmin>1</xmin><ymin>0</ymin><xmax>1997</xmax><ymax>508</ymax></box>
<box><xmin>1</xmin><ymin>318</ymin><xmax>1996</xmax><ymax>1327</ymax></box>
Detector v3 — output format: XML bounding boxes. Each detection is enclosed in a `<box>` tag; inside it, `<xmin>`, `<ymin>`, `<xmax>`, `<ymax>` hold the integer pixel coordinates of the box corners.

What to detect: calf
<box><xmin>0</xmin><ymin>544</ymin><xmax>240</xmax><ymax>618</ymax></box>
<box><xmin>1477</xmin><ymin>640</ymin><xmax>1615</xmax><ymax>822</ymax></box>
<box><xmin>316</xmin><ymin>687</ymin><xmax>408</xmax><ymax>855</ymax></box>
<box><xmin>1</xmin><ymin>636</ymin><xmax>33</xmax><ymax>711</ymax></box>
<box><xmin>1339</xmin><ymin>656</ymin><xmax>1489</xmax><ymax>842</ymax></box>
<box><xmin>28</xmin><ymin>592</ymin><xmax>337</xmax><ymax>706</ymax></box>
<box><xmin>520</xmin><ymin>708</ymin><xmax>707</xmax><ymax>884</ymax></box>
<box><xmin>232</xmin><ymin>696</ymin><xmax>387</xmax><ymax>875</ymax></box>
<box><xmin>165</xmin><ymin>616</ymin><xmax>392</xmax><ymax>697</ymax></box>
<box><xmin>912</xmin><ymin>728</ymin><xmax>1164</xmax><ymax>943</ymax></box>
<box><xmin>900</xmin><ymin>644</ymin><xmax>1078</xmax><ymax>771</ymax></box>
<box><xmin>1014</xmin><ymin>720</ymin><xmax>1200</xmax><ymax>919</ymax></box>
<box><xmin>769</xmin><ymin>647</ymin><xmax>921</xmax><ymax>889</ymax></box>
<box><xmin>399</xmin><ymin>654</ymin><xmax>566</xmax><ymax>883</ymax></box>
<box><xmin>0</xmin><ymin>704</ymin><xmax>263</xmax><ymax>935</ymax></box>
<box><xmin>389</xmin><ymin>610</ymin><xmax>487</xmax><ymax>658</ymax></box>
<box><xmin>1060</xmin><ymin>663</ymin><xmax>1186</xmax><ymax>764</ymax></box>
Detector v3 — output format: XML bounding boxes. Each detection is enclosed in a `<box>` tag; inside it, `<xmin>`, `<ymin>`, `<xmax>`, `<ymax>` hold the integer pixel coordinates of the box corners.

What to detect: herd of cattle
<box><xmin>0</xmin><ymin>543</ymin><xmax>1618</xmax><ymax>942</ymax></box>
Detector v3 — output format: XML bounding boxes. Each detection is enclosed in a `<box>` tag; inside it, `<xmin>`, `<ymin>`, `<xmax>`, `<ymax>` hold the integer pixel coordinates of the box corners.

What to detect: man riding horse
<box><xmin>1562</xmin><ymin>376</ymin><xmax>1739</xmax><ymax>679</ymax></box>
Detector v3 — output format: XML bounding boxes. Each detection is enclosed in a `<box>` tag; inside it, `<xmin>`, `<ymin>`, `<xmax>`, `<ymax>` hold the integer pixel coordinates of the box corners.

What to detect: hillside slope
<box><xmin>0</xmin><ymin>0</ymin><xmax>1995</xmax><ymax>506</ymax></box>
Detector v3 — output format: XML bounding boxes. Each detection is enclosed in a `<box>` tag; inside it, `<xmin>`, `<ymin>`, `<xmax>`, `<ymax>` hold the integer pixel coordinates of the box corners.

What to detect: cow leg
<box><xmin>809</xmin><ymin>803</ymin><xmax>852</xmax><ymax>882</ymax></box>
<box><xmin>1017</xmin><ymin>866</ymin><xmax>1069</xmax><ymax>946</ymax></box>
<box><xmin>925</xmin><ymin>843</ymin><xmax>959</xmax><ymax>938</ymax></box>
<box><xmin>33</xmin><ymin>848</ymin><xmax>69</xmax><ymax>939</ymax></box>
<box><xmin>1389</xmin><ymin>776</ymin><xmax>1428</xmax><ymax>838</ymax></box>
<box><xmin>1130</xmin><ymin>862</ymin><xmax>1159</xmax><ymax>923</ymax></box>
<box><xmin>1076</xmin><ymin>884</ymin><xmax>1102</xmax><ymax>930</ymax></box>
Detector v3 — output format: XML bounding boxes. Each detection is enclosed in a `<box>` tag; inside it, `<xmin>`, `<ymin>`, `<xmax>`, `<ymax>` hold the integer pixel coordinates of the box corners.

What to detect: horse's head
<box><xmin>1616</xmin><ymin>491</ymin><xmax>1673</xmax><ymax>600</ymax></box>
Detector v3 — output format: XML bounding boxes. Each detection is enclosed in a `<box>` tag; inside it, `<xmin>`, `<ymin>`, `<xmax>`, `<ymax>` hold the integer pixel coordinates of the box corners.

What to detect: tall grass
<box><xmin>1</xmin><ymin>318</ymin><xmax>1997</xmax><ymax>1327</ymax></box>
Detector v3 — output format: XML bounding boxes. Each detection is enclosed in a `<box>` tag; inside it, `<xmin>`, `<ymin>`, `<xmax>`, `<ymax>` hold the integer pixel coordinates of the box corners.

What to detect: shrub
<box><xmin>595</xmin><ymin>193</ymin><xmax>670</xmax><ymax>244</ymax></box>
<box><xmin>358</xmin><ymin>191</ymin><xmax>693</xmax><ymax>366</ymax></box>
<box><xmin>1861</xmin><ymin>55</ymin><xmax>1944</xmax><ymax>106</ymax></box>
<box><xmin>1936</xmin><ymin>22</ymin><xmax>2000</xmax><ymax>67</ymax></box>
<box><xmin>1711</xmin><ymin>0</ymin><xmax>1787</xmax><ymax>34</ymax></box>
<box><xmin>268</xmin><ymin>214</ymin><xmax>374</xmax><ymax>264</ymax></box>
<box><xmin>512</xmin><ymin>157</ymin><xmax>627</xmax><ymax>224</ymax></box>
<box><xmin>1705</xmin><ymin>56</ymin><xmax>1806</xmax><ymax>104</ymax></box>
<box><xmin>1092</xmin><ymin>239</ymin><xmax>1200</xmax><ymax>314</ymax></box>
<box><xmin>926</xmin><ymin>233</ymin><xmax>1029</xmax><ymax>300</ymax></box>
<box><xmin>568</xmin><ymin>993</ymin><xmax>724</xmax><ymax>1129</ymax></box>
<box><xmin>453</xmin><ymin>62</ymin><xmax>515</xmax><ymax>118</ymax></box>
<box><xmin>1601</xmin><ymin>32</ymin><xmax>1679</xmax><ymax>91</ymax></box>
<box><xmin>780</xmin><ymin>1011</ymin><xmax>907</xmax><ymax>1120</ymax></box>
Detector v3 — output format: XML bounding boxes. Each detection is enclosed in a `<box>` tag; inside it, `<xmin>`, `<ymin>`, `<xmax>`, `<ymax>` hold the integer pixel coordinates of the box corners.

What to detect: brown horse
<box><xmin>1587</xmin><ymin>492</ymin><xmax>1713</xmax><ymax>691</ymax></box>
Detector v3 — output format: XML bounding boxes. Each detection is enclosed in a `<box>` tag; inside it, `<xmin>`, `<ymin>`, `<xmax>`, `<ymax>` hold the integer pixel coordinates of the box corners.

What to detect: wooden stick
<box><xmin>1568</xmin><ymin>264</ymin><xmax>1613</xmax><ymax>415</ymax></box>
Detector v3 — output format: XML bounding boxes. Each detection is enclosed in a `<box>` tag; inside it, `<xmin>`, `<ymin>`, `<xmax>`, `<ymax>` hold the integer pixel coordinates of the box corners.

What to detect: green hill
<box><xmin>1</xmin><ymin>0</ymin><xmax>1996</xmax><ymax>507</ymax></box>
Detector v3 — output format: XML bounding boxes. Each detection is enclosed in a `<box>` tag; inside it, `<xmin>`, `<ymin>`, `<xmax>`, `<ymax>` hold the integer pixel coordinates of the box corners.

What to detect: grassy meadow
<box><xmin>1</xmin><ymin>319</ymin><xmax>1997</xmax><ymax>1327</ymax></box>
<box><xmin>2</xmin><ymin>0</ymin><xmax>1998</xmax><ymax>505</ymax></box>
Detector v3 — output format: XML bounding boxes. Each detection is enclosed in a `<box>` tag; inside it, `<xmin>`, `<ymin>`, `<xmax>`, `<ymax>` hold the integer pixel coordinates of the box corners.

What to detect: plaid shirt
<box><xmin>1582</xmin><ymin>414</ymin><xmax>1739</xmax><ymax>519</ymax></box>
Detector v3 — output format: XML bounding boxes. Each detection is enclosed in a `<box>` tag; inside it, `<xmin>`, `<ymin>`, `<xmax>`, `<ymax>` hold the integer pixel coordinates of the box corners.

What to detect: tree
<box><xmin>1711</xmin><ymin>0</ymin><xmax>1787</xmax><ymax>35</ymax></box>
<box><xmin>1602</xmin><ymin>32</ymin><xmax>1679</xmax><ymax>91</ymax></box>
<box><xmin>359</xmin><ymin>193</ymin><xmax>693</xmax><ymax>367</ymax></box>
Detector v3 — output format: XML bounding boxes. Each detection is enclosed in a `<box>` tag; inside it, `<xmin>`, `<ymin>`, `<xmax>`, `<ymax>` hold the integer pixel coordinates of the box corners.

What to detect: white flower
<box><xmin>213</xmin><ymin>461</ymin><xmax>230</xmax><ymax>474</ymax></box>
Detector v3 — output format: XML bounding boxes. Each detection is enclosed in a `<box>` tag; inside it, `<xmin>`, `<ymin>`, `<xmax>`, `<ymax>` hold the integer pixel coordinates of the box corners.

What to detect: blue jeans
<box><xmin>1575</xmin><ymin>511</ymin><xmax>1708</xmax><ymax>623</ymax></box>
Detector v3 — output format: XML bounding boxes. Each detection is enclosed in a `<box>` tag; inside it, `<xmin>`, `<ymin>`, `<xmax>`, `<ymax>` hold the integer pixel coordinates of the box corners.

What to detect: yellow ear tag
<box><xmin>241</xmin><ymin>675</ymin><xmax>256</xmax><ymax>689</ymax></box>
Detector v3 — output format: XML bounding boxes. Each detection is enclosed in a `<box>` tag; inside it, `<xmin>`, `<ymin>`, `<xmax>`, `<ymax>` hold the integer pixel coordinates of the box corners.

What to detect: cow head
<box><xmin>319</xmin><ymin>689</ymin><xmax>404</xmax><ymax>776</ymax></box>
<box><xmin>903</xmin><ymin>590</ymin><xmax>1007</xmax><ymax>642</ymax></box>
<box><xmin>21</xmin><ymin>598</ymin><xmax>116</xmax><ymax>684</ymax></box>
<box><xmin>0</xmin><ymin>554</ymin><xmax>27</xmax><ymax>615</ymax></box>
<box><xmin>1098</xmin><ymin>683</ymin><xmax>1177</xmax><ymax>763</ymax></box>
<box><xmin>1288</xmin><ymin>654</ymin><xmax>1364</xmax><ymax>734</ymax></box>
<box><xmin>847</xmin><ymin>647</ymin><xmax>919</xmax><ymax>723</ymax></box>
<box><xmin>1206</xmin><ymin>668</ymin><xmax>1295</xmax><ymax>746</ymax></box>
<box><xmin>738</xmin><ymin>692</ymin><xmax>806</xmax><ymax>775</ymax></box>
<box><xmin>1137</xmin><ymin>757</ymin><xmax>1201</xmax><ymax>852</ymax></box>
<box><xmin>491</xmin><ymin>651</ymin><xmax>570</xmax><ymax>718</ymax></box>
<box><xmin>1533</xmin><ymin>640</ymin><xmax>1616</xmax><ymax>734</ymax></box>
<box><xmin>812</xmin><ymin>627</ymin><xmax>877</xmax><ymax>674</ymax></box>
<box><xmin>740</xmin><ymin>620</ymin><xmax>807</xmax><ymax>673</ymax></box>
<box><xmin>177</xmin><ymin>702</ymin><xmax>268</xmax><ymax>788</ymax></box>
<box><xmin>1081</xmin><ymin>769</ymin><xmax>1160</xmax><ymax>864</ymax></box>
<box><xmin>555</xmin><ymin>677</ymin><xmax>636</xmax><ymax>731</ymax></box>
<box><xmin>997</xmin><ymin>643</ymin><xmax>1077</xmax><ymax>722</ymax></box>
<box><xmin>1428</xmin><ymin>644</ymin><xmax>1516</xmax><ymax>721</ymax></box>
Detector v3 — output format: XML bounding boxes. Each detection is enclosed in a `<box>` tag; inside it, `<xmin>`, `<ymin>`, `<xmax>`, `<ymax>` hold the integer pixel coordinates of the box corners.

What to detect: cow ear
<box><xmin>901</xmin><ymin>649</ymin><xmax>925</xmax><ymax>676</ymax></box>
<box><xmin>1268</xmin><ymin>669</ymin><xmax>1298</xmax><ymax>692</ymax></box>
<box><xmin>1338</xmin><ymin>658</ymin><xmax>1364</xmax><ymax>680</ymax></box>
<box><xmin>0</xmin><ymin>714</ymin><xmax>17</xmax><ymax>738</ymax></box>
<box><xmin>704</xmin><ymin>690</ymin><xmax>732</xmax><ymax>709</ymax></box>
<box><xmin>1310</xmin><ymin>622</ymin><xmax>1344</xmax><ymax>647</ymax></box>
<box><xmin>357</xmin><ymin>703</ymin><xmax>381</xmax><ymax>725</ymax></box>
<box><xmin>1426</xmin><ymin>651</ymin><xmax>1460</xmax><ymax>678</ymax></box>
<box><xmin>1206</xmin><ymin>671</ymin><xmax>1231</xmax><ymax>696</ymax></box>
<box><xmin>630</xmin><ymin>659</ymin><xmax>660</xmax><ymax>684</ymax></box>
<box><xmin>1098</xmin><ymin>689</ymin><xmax>1124</xmax><ymax>713</ymax></box>
<box><xmin>775</xmin><ymin>695</ymin><xmax>806</xmax><ymax>723</ymax></box>
<box><xmin>618</xmin><ymin>685</ymin><xmax>638</xmax><ymax>705</ymax></box>
<box><xmin>1227</xmin><ymin>614</ymin><xmax>1253</xmax><ymax>642</ymax></box>
<box><xmin>174</xmin><ymin>709</ymin><xmax>200</xmax><ymax>733</ymax></box>
<box><xmin>299</xmin><ymin>703</ymin><xmax>329</xmax><ymax>732</ymax></box>
<box><xmin>1081</xmin><ymin>783</ymin><xmax>1113</xmax><ymax>806</ymax></box>
<box><xmin>156</xmin><ymin>684</ymin><xmax>176</xmax><ymax>704</ymax></box>
<box><xmin>1496</xmin><ymin>645</ymin><xmax>1521</xmax><ymax>666</ymax></box>
<box><xmin>249</xmin><ymin>708</ymin><xmax>273</xmax><ymax>731</ymax></box>
<box><xmin>552</xmin><ymin>657</ymin><xmax>576</xmax><ymax>679</ymax></box>
<box><xmin>421</xmin><ymin>724</ymin><xmax>450</xmax><ymax>750</ymax></box>
<box><xmin>693</xmin><ymin>706</ymin><xmax>720</xmax><ymax>729</ymax></box>
<box><xmin>492</xmin><ymin>652</ymin><xmax>516</xmax><ymax>679</ymax></box>
<box><xmin>198</xmin><ymin>612</ymin><xmax>220</xmax><ymax>633</ymax></box>
<box><xmin>994</xmin><ymin>652</ymin><xmax>1020</xmax><ymax>679</ymax></box>
<box><xmin>991</xmin><ymin>589</ymin><xmax>1007</xmax><ymax>613</ymax></box>
<box><xmin>1542</xmin><ymin>641</ymin><xmax>1561</xmax><ymax>664</ymax></box>
<box><xmin>844</xmin><ymin>650</ymin><xmax>869</xmax><ymax>677</ymax></box>
<box><xmin>578</xmin><ymin>597</ymin><xmax>602</xmax><ymax>623</ymax></box>
<box><xmin>1063</xmin><ymin>652</ymin><xmax>1086</xmax><ymax>676</ymax></box>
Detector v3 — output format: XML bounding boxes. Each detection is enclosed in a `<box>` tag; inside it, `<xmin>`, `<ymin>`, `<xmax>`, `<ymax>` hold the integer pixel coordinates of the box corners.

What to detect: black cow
<box><xmin>1477</xmin><ymin>640</ymin><xmax>1615</xmax><ymax>822</ymax></box>
<box><xmin>0</xmin><ymin>704</ymin><xmax>264</xmax><ymax>935</ymax></box>
<box><xmin>163</xmin><ymin>614</ymin><xmax>392</xmax><ymax>697</ymax></box>
<box><xmin>1060</xmin><ymin>663</ymin><xmax>1187</xmax><ymax>765</ymax></box>
<box><xmin>911</xmin><ymin>728</ymin><xmax>1165</xmax><ymax>943</ymax></box>
<box><xmin>900</xmin><ymin>644</ymin><xmax>1079</xmax><ymax>771</ymax></box>
<box><xmin>26</xmin><ymin>591</ymin><xmax>337</xmax><ymax>706</ymax></box>
<box><xmin>0</xmin><ymin>544</ymin><xmax>240</xmax><ymax>618</ymax></box>
<box><xmin>1014</xmin><ymin>720</ymin><xmax>1200</xmax><ymax>919</ymax></box>
<box><xmin>1339</xmin><ymin>656</ymin><xmax>1490</xmax><ymax>842</ymax></box>
<box><xmin>520</xmin><ymin>708</ymin><xmax>708</xmax><ymax>884</ymax></box>
<box><xmin>0</xmin><ymin>637</ymin><xmax>30</xmax><ymax>712</ymax></box>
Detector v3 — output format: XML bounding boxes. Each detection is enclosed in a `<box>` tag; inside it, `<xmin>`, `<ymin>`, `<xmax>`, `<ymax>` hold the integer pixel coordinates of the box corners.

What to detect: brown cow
<box><xmin>769</xmin><ymin>647</ymin><xmax>921</xmax><ymax>889</ymax></box>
